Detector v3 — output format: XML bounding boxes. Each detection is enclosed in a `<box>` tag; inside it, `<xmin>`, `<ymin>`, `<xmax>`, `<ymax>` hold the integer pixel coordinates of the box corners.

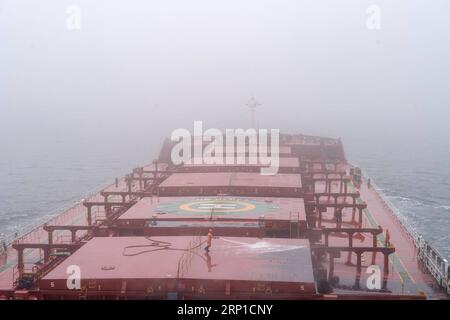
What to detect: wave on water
<box><xmin>434</xmin><ymin>205</ymin><xmax>450</xmax><ymax>210</ymax></box>
<box><xmin>386</xmin><ymin>195</ymin><xmax>425</xmax><ymax>207</ymax></box>
<box><xmin>10</xmin><ymin>213</ymin><xmax>29</xmax><ymax>218</ymax></box>
<box><xmin>387</xmin><ymin>195</ymin><xmax>412</xmax><ymax>201</ymax></box>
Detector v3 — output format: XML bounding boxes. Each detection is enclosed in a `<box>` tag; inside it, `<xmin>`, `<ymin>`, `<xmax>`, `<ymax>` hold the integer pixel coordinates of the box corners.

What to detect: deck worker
<box><xmin>335</xmin><ymin>207</ymin><xmax>343</xmax><ymax>228</ymax></box>
<box><xmin>385</xmin><ymin>229</ymin><xmax>391</xmax><ymax>247</ymax></box>
<box><xmin>367</xmin><ymin>178</ymin><xmax>371</xmax><ymax>189</ymax></box>
<box><xmin>205</xmin><ymin>229</ymin><xmax>213</xmax><ymax>252</ymax></box>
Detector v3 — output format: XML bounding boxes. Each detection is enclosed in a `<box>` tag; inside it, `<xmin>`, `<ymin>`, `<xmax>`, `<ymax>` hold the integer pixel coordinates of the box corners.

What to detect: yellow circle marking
<box><xmin>179</xmin><ymin>200</ymin><xmax>256</xmax><ymax>213</ymax></box>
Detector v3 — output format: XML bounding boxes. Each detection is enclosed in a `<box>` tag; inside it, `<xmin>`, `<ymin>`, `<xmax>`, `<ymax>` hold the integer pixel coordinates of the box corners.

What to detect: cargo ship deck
<box><xmin>0</xmin><ymin>134</ymin><xmax>448</xmax><ymax>300</ymax></box>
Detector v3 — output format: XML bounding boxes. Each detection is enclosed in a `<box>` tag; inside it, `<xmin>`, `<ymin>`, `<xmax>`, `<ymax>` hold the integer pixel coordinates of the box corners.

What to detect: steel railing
<box><xmin>360</xmin><ymin>169</ymin><xmax>449</xmax><ymax>295</ymax></box>
<box><xmin>1</xmin><ymin>166</ymin><xmax>157</xmax><ymax>249</ymax></box>
<box><xmin>1</xmin><ymin>178</ymin><xmax>117</xmax><ymax>248</ymax></box>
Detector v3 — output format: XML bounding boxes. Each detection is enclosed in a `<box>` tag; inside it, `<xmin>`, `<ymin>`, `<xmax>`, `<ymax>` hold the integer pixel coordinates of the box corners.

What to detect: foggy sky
<box><xmin>1</xmin><ymin>0</ymin><xmax>450</xmax><ymax>164</ymax></box>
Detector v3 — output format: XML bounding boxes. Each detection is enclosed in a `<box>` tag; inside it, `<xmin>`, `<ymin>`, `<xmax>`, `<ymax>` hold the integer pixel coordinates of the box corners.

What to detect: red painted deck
<box><xmin>176</xmin><ymin>157</ymin><xmax>300</xmax><ymax>174</ymax></box>
<box><xmin>0</xmin><ymin>134</ymin><xmax>447</xmax><ymax>299</ymax></box>
<box><xmin>117</xmin><ymin>196</ymin><xmax>306</xmax><ymax>223</ymax></box>
<box><xmin>40</xmin><ymin>236</ymin><xmax>315</xmax><ymax>297</ymax></box>
<box><xmin>159</xmin><ymin>172</ymin><xmax>302</xmax><ymax>188</ymax></box>
<box><xmin>0</xmin><ymin>164</ymin><xmax>163</xmax><ymax>292</ymax></box>
<box><xmin>189</xmin><ymin>143</ymin><xmax>292</xmax><ymax>156</ymax></box>
<box><xmin>179</xmin><ymin>157</ymin><xmax>299</xmax><ymax>168</ymax></box>
<box><xmin>313</xmin><ymin>174</ymin><xmax>445</xmax><ymax>299</ymax></box>
<box><xmin>157</xmin><ymin>172</ymin><xmax>303</xmax><ymax>197</ymax></box>
<box><xmin>357</xmin><ymin>175</ymin><xmax>444</xmax><ymax>298</ymax></box>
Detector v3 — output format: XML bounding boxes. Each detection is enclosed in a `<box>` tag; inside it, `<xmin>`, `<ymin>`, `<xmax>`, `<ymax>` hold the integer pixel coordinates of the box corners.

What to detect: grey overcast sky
<box><xmin>1</xmin><ymin>0</ymin><xmax>449</xmax><ymax>159</ymax></box>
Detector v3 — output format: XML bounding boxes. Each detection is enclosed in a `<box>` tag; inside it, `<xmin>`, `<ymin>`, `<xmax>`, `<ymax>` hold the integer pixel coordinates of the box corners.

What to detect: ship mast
<box><xmin>246</xmin><ymin>96</ymin><xmax>261</xmax><ymax>129</ymax></box>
